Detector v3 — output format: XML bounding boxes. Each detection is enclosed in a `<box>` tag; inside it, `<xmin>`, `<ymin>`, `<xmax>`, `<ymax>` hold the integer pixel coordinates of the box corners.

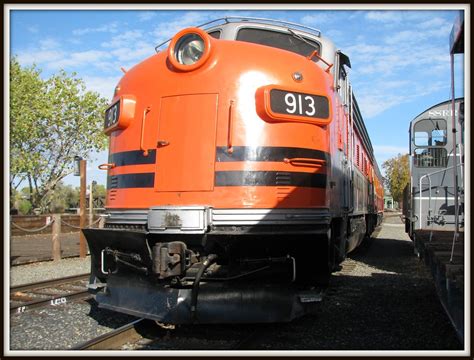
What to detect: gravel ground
<box><xmin>9</xmin><ymin>300</ymin><xmax>137</xmax><ymax>350</ymax></box>
<box><xmin>10</xmin><ymin>256</ymin><xmax>91</xmax><ymax>287</ymax></box>
<box><xmin>9</xmin><ymin>256</ymin><xmax>137</xmax><ymax>351</ymax></box>
<box><xmin>235</xmin><ymin>212</ymin><xmax>463</xmax><ymax>351</ymax></box>
<box><xmin>7</xmin><ymin>212</ymin><xmax>464</xmax><ymax>352</ymax></box>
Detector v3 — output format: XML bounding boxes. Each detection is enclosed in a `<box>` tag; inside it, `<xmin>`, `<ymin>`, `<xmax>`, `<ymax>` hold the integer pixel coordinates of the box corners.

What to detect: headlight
<box><xmin>168</xmin><ymin>27</ymin><xmax>212</xmax><ymax>71</ymax></box>
<box><xmin>175</xmin><ymin>33</ymin><xmax>205</xmax><ymax>65</ymax></box>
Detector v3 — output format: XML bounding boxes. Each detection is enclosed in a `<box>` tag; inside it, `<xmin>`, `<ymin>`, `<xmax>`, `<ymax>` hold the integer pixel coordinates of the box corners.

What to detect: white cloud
<box><xmin>365</xmin><ymin>11</ymin><xmax>401</xmax><ymax>23</ymax></box>
<box><xmin>82</xmin><ymin>75</ymin><xmax>121</xmax><ymax>100</ymax></box>
<box><xmin>99</xmin><ymin>29</ymin><xmax>153</xmax><ymax>64</ymax></box>
<box><xmin>417</xmin><ymin>17</ymin><xmax>449</xmax><ymax>29</ymax></box>
<box><xmin>381</xmin><ymin>80</ymin><xmax>412</xmax><ymax>89</ymax></box>
<box><xmin>300</xmin><ymin>13</ymin><xmax>335</xmax><ymax>27</ymax></box>
<box><xmin>110</xmin><ymin>44</ymin><xmax>152</xmax><ymax>63</ymax></box>
<box><xmin>138</xmin><ymin>11</ymin><xmax>157</xmax><ymax>22</ymax></box>
<box><xmin>152</xmin><ymin>12</ymin><xmax>212</xmax><ymax>44</ymax></box>
<box><xmin>27</xmin><ymin>26</ymin><xmax>39</xmax><ymax>33</ymax></box>
<box><xmin>45</xmin><ymin>50</ymin><xmax>112</xmax><ymax>70</ymax></box>
<box><xmin>373</xmin><ymin>145</ymin><xmax>408</xmax><ymax>155</ymax></box>
<box><xmin>354</xmin><ymin>76</ymin><xmax>450</xmax><ymax>119</ymax></box>
<box><xmin>39</xmin><ymin>38</ymin><xmax>60</xmax><ymax>50</ymax></box>
<box><xmin>101</xmin><ymin>30</ymin><xmax>144</xmax><ymax>49</ymax></box>
<box><xmin>364</xmin><ymin>10</ymin><xmax>433</xmax><ymax>24</ymax></box>
<box><xmin>17</xmin><ymin>49</ymin><xmax>65</xmax><ymax>67</ymax></box>
<box><xmin>324</xmin><ymin>29</ymin><xmax>344</xmax><ymax>42</ymax></box>
<box><xmin>73</xmin><ymin>22</ymin><xmax>119</xmax><ymax>36</ymax></box>
<box><xmin>357</xmin><ymin>93</ymin><xmax>408</xmax><ymax>118</ymax></box>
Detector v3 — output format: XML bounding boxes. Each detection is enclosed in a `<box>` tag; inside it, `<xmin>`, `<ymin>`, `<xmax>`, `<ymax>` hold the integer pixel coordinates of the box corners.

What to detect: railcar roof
<box><xmin>411</xmin><ymin>97</ymin><xmax>464</xmax><ymax>122</ymax></box>
<box><xmin>200</xmin><ymin>16</ymin><xmax>322</xmax><ymax>37</ymax></box>
<box><xmin>155</xmin><ymin>16</ymin><xmax>332</xmax><ymax>52</ymax></box>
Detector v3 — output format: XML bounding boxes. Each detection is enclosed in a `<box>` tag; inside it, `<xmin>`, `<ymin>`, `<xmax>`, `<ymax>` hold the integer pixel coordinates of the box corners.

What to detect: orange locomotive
<box><xmin>85</xmin><ymin>17</ymin><xmax>384</xmax><ymax>324</ymax></box>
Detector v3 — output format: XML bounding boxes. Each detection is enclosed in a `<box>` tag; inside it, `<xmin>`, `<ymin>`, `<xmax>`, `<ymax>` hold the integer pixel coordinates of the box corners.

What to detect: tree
<box><xmin>9</xmin><ymin>58</ymin><xmax>47</xmax><ymax>209</ymax></box>
<box><xmin>94</xmin><ymin>184</ymin><xmax>107</xmax><ymax>208</ymax></box>
<box><xmin>49</xmin><ymin>182</ymin><xmax>80</xmax><ymax>213</ymax></box>
<box><xmin>382</xmin><ymin>154</ymin><xmax>410</xmax><ymax>206</ymax></box>
<box><xmin>10</xmin><ymin>58</ymin><xmax>109</xmax><ymax>213</ymax></box>
<box><xmin>12</xmin><ymin>187</ymin><xmax>33</xmax><ymax>215</ymax></box>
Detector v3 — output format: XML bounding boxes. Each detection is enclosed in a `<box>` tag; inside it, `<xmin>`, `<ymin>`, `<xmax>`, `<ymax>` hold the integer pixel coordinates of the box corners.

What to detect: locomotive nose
<box><xmin>168</xmin><ymin>27</ymin><xmax>213</xmax><ymax>71</ymax></box>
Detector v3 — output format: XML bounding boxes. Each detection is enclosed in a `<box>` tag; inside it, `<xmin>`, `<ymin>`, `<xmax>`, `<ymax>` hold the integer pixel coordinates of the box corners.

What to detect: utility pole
<box><xmin>79</xmin><ymin>159</ymin><xmax>87</xmax><ymax>258</ymax></box>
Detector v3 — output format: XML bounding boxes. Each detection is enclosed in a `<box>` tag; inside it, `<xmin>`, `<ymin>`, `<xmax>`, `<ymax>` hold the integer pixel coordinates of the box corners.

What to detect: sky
<box><xmin>7</xmin><ymin>5</ymin><xmax>466</xmax><ymax>187</ymax></box>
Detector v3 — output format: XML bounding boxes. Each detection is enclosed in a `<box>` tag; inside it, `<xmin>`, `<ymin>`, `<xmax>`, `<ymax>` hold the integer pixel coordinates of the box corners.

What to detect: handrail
<box><xmin>284</xmin><ymin>158</ymin><xmax>325</xmax><ymax>167</ymax></box>
<box><xmin>140</xmin><ymin>106</ymin><xmax>151</xmax><ymax>156</ymax></box>
<box><xmin>307</xmin><ymin>50</ymin><xmax>333</xmax><ymax>73</ymax></box>
<box><xmin>418</xmin><ymin>163</ymin><xmax>462</xmax><ymax>230</ymax></box>
<box><xmin>227</xmin><ymin>100</ymin><xmax>235</xmax><ymax>154</ymax></box>
<box><xmin>219</xmin><ymin>16</ymin><xmax>321</xmax><ymax>36</ymax></box>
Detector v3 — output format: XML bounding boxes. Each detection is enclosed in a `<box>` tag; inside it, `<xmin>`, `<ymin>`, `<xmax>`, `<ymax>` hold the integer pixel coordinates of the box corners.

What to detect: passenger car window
<box><xmin>236</xmin><ymin>28</ymin><xmax>320</xmax><ymax>59</ymax></box>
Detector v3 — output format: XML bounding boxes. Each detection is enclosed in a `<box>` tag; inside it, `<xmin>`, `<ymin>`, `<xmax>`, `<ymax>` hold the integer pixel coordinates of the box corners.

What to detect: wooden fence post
<box><xmin>98</xmin><ymin>216</ymin><xmax>105</xmax><ymax>229</ymax></box>
<box><xmin>52</xmin><ymin>214</ymin><xmax>62</xmax><ymax>261</ymax></box>
<box><xmin>79</xmin><ymin>159</ymin><xmax>87</xmax><ymax>258</ymax></box>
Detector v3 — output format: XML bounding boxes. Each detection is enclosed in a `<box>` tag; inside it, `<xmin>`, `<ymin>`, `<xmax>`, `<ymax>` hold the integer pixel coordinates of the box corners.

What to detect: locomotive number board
<box><xmin>270</xmin><ymin>89</ymin><xmax>329</xmax><ymax>120</ymax></box>
<box><xmin>104</xmin><ymin>100</ymin><xmax>121</xmax><ymax>130</ymax></box>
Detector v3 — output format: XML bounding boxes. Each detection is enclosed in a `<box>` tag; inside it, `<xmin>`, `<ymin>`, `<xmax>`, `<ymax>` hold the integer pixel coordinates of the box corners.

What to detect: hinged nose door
<box><xmin>155</xmin><ymin>94</ymin><xmax>218</xmax><ymax>192</ymax></box>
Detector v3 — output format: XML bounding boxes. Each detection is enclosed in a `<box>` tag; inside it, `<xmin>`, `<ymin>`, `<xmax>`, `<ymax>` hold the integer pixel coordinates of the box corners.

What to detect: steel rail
<box><xmin>10</xmin><ymin>273</ymin><xmax>91</xmax><ymax>314</ymax></box>
<box><xmin>10</xmin><ymin>289</ymin><xmax>91</xmax><ymax>314</ymax></box>
<box><xmin>10</xmin><ymin>273</ymin><xmax>90</xmax><ymax>293</ymax></box>
<box><xmin>72</xmin><ymin>319</ymin><xmax>145</xmax><ymax>350</ymax></box>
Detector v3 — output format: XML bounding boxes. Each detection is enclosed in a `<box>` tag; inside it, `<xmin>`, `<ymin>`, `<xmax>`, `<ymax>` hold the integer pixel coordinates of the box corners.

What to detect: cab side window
<box><xmin>208</xmin><ymin>30</ymin><xmax>221</xmax><ymax>39</ymax></box>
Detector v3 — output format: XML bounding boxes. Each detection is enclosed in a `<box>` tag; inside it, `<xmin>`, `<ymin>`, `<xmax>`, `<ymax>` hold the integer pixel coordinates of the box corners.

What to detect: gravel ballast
<box><xmin>10</xmin><ymin>256</ymin><xmax>91</xmax><ymax>287</ymax></box>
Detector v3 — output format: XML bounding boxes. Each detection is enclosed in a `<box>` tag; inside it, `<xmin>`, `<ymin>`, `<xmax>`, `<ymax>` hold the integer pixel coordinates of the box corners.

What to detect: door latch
<box><xmin>157</xmin><ymin>140</ymin><xmax>170</xmax><ymax>147</ymax></box>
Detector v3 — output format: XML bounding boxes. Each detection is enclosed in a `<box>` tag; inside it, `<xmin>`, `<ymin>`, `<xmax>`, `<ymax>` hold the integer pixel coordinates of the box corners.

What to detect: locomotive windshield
<box><xmin>236</xmin><ymin>28</ymin><xmax>320</xmax><ymax>59</ymax></box>
<box><xmin>414</xmin><ymin>119</ymin><xmax>447</xmax><ymax>146</ymax></box>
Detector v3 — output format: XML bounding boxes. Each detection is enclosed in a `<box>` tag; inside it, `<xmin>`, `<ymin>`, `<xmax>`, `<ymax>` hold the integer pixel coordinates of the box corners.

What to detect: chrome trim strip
<box><xmin>210</xmin><ymin>208</ymin><xmax>330</xmax><ymax>226</ymax></box>
<box><xmin>105</xmin><ymin>207</ymin><xmax>331</xmax><ymax>229</ymax></box>
<box><xmin>106</xmin><ymin>210</ymin><xmax>148</xmax><ymax>225</ymax></box>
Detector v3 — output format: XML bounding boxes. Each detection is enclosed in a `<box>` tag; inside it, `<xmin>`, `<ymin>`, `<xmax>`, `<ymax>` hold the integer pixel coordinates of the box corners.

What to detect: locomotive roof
<box><xmin>411</xmin><ymin>97</ymin><xmax>464</xmax><ymax>122</ymax></box>
<box><xmin>200</xmin><ymin>16</ymin><xmax>322</xmax><ymax>37</ymax></box>
<box><xmin>155</xmin><ymin>16</ymin><xmax>334</xmax><ymax>53</ymax></box>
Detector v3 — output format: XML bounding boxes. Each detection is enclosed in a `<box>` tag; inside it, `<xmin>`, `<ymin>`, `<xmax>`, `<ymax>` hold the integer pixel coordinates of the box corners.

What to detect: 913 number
<box><xmin>269</xmin><ymin>89</ymin><xmax>329</xmax><ymax>120</ymax></box>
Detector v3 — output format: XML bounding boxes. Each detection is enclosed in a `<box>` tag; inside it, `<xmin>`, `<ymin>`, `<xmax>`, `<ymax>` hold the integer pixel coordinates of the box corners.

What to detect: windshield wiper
<box><xmin>287</xmin><ymin>28</ymin><xmax>320</xmax><ymax>54</ymax></box>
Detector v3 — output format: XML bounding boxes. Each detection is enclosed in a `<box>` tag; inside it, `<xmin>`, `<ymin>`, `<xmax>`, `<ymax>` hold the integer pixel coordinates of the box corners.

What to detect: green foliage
<box><xmin>49</xmin><ymin>182</ymin><xmax>80</xmax><ymax>213</ymax></box>
<box><xmin>94</xmin><ymin>184</ymin><xmax>106</xmax><ymax>205</ymax></box>
<box><xmin>10</xmin><ymin>57</ymin><xmax>109</xmax><ymax>213</ymax></box>
<box><xmin>10</xmin><ymin>59</ymin><xmax>46</xmax><ymax>190</ymax></box>
<box><xmin>17</xmin><ymin>199</ymin><xmax>33</xmax><ymax>215</ymax></box>
<box><xmin>12</xmin><ymin>187</ymin><xmax>33</xmax><ymax>215</ymax></box>
<box><xmin>382</xmin><ymin>154</ymin><xmax>410</xmax><ymax>204</ymax></box>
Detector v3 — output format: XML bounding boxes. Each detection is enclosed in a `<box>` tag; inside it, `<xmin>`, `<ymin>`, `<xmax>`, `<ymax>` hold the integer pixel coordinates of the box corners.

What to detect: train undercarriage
<box><xmin>84</xmin><ymin>207</ymin><xmax>380</xmax><ymax>324</ymax></box>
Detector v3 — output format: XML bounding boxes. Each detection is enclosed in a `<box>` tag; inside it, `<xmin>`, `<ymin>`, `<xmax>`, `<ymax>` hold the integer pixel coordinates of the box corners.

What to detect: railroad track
<box><xmin>10</xmin><ymin>273</ymin><xmax>91</xmax><ymax>314</ymax></box>
<box><xmin>73</xmin><ymin>319</ymin><xmax>147</xmax><ymax>350</ymax></box>
<box><xmin>70</xmin><ymin>259</ymin><xmax>356</xmax><ymax>351</ymax></box>
<box><xmin>73</xmin><ymin>318</ymin><xmax>263</xmax><ymax>351</ymax></box>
